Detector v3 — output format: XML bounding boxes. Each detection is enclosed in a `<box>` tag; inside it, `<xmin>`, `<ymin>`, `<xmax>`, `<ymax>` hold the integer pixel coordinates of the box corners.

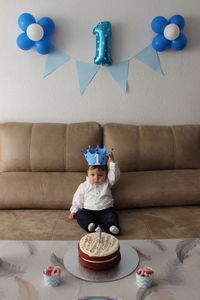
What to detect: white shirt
<box><xmin>70</xmin><ymin>162</ymin><xmax>120</xmax><ymax>213</ymax></box>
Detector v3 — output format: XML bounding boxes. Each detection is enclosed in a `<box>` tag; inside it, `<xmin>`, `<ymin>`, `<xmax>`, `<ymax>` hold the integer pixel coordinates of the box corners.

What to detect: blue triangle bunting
<box><xmin>76</xmin><ymin>61</ymin><xmax>100</xmax><ymax>95</ymax></box>
<box><xmin>107</xmin><ymin>60</ymin><xmax>129</xmax><ymax>92</ymax></box>
<box><xmin>133</xmin><ymin>44</ymin><xmax>163</xmax><ymax>74</ymax></box>
<box><xmin>43</xmin><ymin>48</ymin><xmax>71</xmax><ymax>77</ymax></box>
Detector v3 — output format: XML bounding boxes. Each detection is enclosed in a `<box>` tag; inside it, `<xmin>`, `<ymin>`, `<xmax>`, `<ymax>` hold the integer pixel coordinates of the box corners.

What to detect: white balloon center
<box><xmin>164</xmin><ymin>24</ymin><xmax>180</xmax><ymax>41</ymax></box>
<box><xmin>26</xmin><ymin>24</ymin><xmax>44</xmax><ymax>41</ymax></box>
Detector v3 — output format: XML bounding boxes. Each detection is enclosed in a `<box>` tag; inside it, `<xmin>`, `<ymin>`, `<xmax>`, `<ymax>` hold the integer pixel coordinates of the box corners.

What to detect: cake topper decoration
<box><xmin>81</xmin><ymin>145</ymin><xmax>113</xmax><ymax>166</ymax></box>
<box><xmin>95</xmin><ymin>225</ymin><xmax>102</xmax><ymax>241</ymax></box>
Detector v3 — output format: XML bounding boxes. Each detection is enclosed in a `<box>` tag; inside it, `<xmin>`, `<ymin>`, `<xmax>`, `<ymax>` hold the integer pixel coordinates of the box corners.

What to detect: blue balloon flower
<box><xmin>151</xmin><ymin>15</ymin><xmax>187</xmax><ymax>52</ymax></box>
<box><xmin>17</xmin><ymin>13</ymin><xmax>55</xmax><ymax>55</ymax></box>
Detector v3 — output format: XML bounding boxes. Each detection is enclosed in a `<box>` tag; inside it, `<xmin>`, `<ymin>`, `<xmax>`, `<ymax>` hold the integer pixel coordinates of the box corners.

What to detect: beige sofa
<box><xmin>0</xmin><ymin>122</ymin><xmax>199</xmax><ymax>240</ymax></box>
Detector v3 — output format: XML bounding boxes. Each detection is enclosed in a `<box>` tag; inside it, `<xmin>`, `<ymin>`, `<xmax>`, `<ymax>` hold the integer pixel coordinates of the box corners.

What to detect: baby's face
<box><xmin>87</xmin><ymin>168</ymin><xmax>107</xmax><ymax>185</ymax></box>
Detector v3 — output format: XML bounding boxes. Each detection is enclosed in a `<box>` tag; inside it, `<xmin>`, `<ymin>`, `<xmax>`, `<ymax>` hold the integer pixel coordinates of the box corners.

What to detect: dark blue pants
<box><xmin>76</xmin><ymin>207</ymin><xmax>120</xmax><ymax>234</ymax></box>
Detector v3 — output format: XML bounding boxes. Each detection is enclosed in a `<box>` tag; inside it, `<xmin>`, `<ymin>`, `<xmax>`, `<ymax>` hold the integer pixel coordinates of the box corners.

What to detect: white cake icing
<box><xmin>79</xmin><ymin>232</ymin><xmax>119</xmax><ymax>257</ymax></box>
<box><xmin>81</xmin><ymin>255</ymin><xmax>118</xmax><ymax>263</ymax></box>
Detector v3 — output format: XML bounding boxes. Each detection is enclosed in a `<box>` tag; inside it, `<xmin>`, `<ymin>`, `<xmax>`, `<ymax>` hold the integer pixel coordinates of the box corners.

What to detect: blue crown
<box><xmin>81</xmin><ymin>145</ymin><xmax>108</xmax><ymax>166</ymax></box>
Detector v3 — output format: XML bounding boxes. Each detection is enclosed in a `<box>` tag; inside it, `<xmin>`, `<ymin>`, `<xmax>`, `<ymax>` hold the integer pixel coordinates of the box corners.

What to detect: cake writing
<box><xmin>81</xmin><ymin>233</ymin><xmax>118</xmax><ymax>256</ymax></box>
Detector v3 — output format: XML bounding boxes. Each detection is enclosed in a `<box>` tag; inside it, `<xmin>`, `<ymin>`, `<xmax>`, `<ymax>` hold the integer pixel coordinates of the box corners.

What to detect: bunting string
<box><xmin>44</xmin><ymin>43</ymin><xmax>163</xmax><ymax>95</ymax></box>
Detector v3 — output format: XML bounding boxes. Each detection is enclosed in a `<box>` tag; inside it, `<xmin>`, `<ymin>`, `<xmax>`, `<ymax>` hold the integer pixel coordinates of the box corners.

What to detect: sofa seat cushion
<box><xmin>119</xmin><ymin>206</ymin><xmax>200</xmax><ymax>239</ymax></box>
<box><xmin>0</xmin><ymin>206</ymin><xmax>199</xmax><ymax>240</ymax></box>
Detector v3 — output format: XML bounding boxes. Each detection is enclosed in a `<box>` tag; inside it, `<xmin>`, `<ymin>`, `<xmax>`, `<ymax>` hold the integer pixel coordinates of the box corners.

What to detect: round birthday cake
<box><xmin>78</xmin><ymin>232</ymin><xmax>121</xmax><ymax>270</ymax></box>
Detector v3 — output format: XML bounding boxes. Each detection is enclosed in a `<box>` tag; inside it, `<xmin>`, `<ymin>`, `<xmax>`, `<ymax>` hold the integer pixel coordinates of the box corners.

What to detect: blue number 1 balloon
<box><xmin>93</xmin><ymin>21</ymin><xmax>112</xmax><ymax>65</ymax></box>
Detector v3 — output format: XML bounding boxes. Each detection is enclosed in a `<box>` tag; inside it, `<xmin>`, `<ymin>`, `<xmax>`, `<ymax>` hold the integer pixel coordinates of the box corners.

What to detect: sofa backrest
<box><xmin>1</xmin><ymin>122</ymin><xmax>200</xmax><ymax>173</ymax></box>
<box><xmin>0</xmin><ymin>122</ymin><xmax>101</xmax><ymax>172</ymax></box>
<box><xmin>103</xmin><ymin>123</ymin><xmax>200</xmax><ymax>171</ymax></box>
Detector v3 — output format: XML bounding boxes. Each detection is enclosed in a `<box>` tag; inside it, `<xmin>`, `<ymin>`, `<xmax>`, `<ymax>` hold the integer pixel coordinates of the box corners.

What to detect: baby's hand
<box><xmin>108</xmin><ymin>151</ymin><xmax>115</xmax><ymax>163</ymax></box>
<box><xmin>68</xmin><ymin>212</ymin><xmax>76</xmax><ymax>220</ymax></box>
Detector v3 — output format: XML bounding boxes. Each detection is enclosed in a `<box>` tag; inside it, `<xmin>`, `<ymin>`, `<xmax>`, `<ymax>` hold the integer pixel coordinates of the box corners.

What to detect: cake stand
<box><xmin>64</xmin><ymin>242</ymin><xmax>139</xmax><ymax>282</ymax></box>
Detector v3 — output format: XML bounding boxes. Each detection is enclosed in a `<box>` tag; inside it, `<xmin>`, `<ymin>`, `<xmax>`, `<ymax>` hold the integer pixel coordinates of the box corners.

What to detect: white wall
<box><xmin>1</xmin><ymin>0</ymin><xmax>200</xmax><ymax>125</ymax></box>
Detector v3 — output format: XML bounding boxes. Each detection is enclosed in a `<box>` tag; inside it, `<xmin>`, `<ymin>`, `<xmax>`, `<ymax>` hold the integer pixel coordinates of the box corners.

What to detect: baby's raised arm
<box><xmin>107</xmin><ymin>153</ymin><xmax>120</xmax><ymax>186</ymax></box>
<box><xmin>107</xmin><ymin>151</ymin><xmax>115</xmax><ymax>163</ymax></box>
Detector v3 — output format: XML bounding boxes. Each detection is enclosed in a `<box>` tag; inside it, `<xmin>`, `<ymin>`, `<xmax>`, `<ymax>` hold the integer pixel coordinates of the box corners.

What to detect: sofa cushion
<box><xmin>0</xmin><ymin>172</ymin><xmax>85</xmax><ymax>209</ymax></box>
<box><xmin>0</xmin><ymin>169</ymin><xmax>200</xmax><ymax>209</ymax></box>
<box><xmin>113</xmin><ymin>169</ymin><xmax>200</xmax><ymax>208</ymax></box>
<box><xmin>0</xmin><ymin>122</ymin><xmax>101</xmax><ymax>172</ymax></box>
<box><xmin>104</xmin><ymin>123</ymin><xmax>200</xmax><ymax>172</ymax></box>
<box><xmin>0</xmin><ymin>206</ymin><xmax>199</xmax><ymax>240</ymax></box>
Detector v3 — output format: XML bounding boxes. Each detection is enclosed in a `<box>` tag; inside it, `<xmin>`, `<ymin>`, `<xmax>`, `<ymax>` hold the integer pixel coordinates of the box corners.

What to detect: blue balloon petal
<box><xmin>17</xmin><ymin>33</ymin><xmax>34</xmax><ymax>50</ymax></box>
<box><xmin>151</xmin><ymin>16</ymin><xmax>169</xmax><ymax>34</ymax></box>
<box><xmin>169</xmin><ymin>15</ymin><xmax>185</xmax><ymax>29</ymax></box>
<box><xmin>18</xmin><ymin>13</ymin><xmax>36</xmax><ymax>31</ymax></box>
<box><xmin>171</xmin><ymin>33</ymin><xmax>187</xmax><ymax>51</ymax></box>
<box><xmin>38</xmin><ymin>17</ymin><xmax>55</xmax><ymax>36</ymax></box>
<box><xmin>35</xmin><ymin>37</ymin><xmax>52</xmax><ymax>55</ymax></box>
<box><xmin>152</xmin><ymin>34</ymin><xmax>170</xmax><ymax>51</ymax></box>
